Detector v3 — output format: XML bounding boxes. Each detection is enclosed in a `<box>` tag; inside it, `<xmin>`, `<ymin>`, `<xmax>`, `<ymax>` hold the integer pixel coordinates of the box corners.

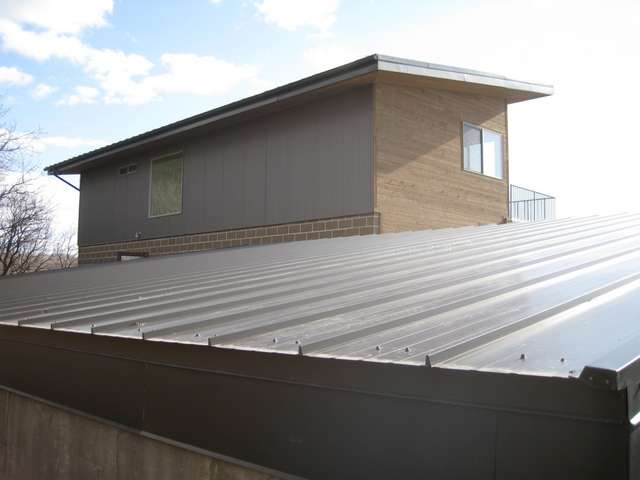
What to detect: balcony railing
<box><xmin>509</xmin><ymin>184</ymin><xmax>556</xmax><ymax>222</ymax></box>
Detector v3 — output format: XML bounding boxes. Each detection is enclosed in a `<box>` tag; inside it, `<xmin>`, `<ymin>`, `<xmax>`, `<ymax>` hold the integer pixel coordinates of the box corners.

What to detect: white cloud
<box><xmin>0</xmin><ymin>0</ymin><xmax>113</xmax><ymax>34</ymax></box>
<box><xmin>0</xmin><ymin>66</ymin><xmax>33</xmax><ymax>85</ymax></box>
<box><xmin>302</xmin><ymin>44</ymin><xmax>361</xmax><ymax>72</ymax></box>
<box><xmin>139</xmin><ymin>53</ymin><xmax>258</xmax><ymax>101</ymax></box>
<box><xmin>56</xmin><ymin>85</ymin><xmax>100</xmax><ymax>106</ymax></box>
<box><xmin>0</xmin><ymin>127</ymin><xmax>106</xmax><ymax>153</ymax></box>
<box><xmin>299</xmin><ymin>0</ymin><xmax>640</xmax><ymax>218</ymax></box>
<box><xmin>256</xmin><ymin>0</ymin><xmax>339</xmax><ymax>31</ymax></box>
<box><xmin>0</xmin><ymin>20</ymin><xmax>154</xmax><ymax>90</ymax></box>
<box><xmin>0</xmin><ymin>19</ymin><xmax>258</xmax><ymax>105</ymax></box>
<box><xmin>35</xmin><ymin>135</ymin><xmax>105</xmax><ymax>151</ymax></box>
<box><xmin>32</xmin><ymin>83</ymin><xmax>57</xmax><ymax>99</ymax></box>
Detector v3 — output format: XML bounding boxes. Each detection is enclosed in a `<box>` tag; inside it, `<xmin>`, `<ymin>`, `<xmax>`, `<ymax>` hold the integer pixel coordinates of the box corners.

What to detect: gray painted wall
<box><xmin>78</xmin><ymin>86</ymin><xmax>374</xmax><ymax>247</ymax></box>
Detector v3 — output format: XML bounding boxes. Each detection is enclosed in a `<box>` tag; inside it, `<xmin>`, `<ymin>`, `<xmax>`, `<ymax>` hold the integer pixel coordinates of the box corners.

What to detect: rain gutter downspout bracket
<box><xmin>53</xmin><ymin>173</ymin><xmax>80</xmax><ymax>192</ymax></box>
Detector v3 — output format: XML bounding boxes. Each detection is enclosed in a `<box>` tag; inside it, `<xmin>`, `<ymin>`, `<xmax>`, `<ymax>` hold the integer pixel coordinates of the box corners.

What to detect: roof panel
<box><xmin>1</xmin><ymin>214</ymin><xmax>640</xmax><ymax>390</ymax></box>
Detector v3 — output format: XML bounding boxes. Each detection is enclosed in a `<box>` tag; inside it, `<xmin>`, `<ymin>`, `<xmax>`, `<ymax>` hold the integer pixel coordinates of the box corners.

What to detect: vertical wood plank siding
<box><xmin>373</xmin><ymin>82</ymin><xmax>509</xmax><ymax>232</ymax></box>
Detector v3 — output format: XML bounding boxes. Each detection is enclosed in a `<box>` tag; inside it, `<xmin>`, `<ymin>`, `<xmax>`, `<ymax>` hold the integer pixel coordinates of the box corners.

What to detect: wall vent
<box><xmin>119</xmin><ymin>164</ymin><xmax>137</xmax><ymax>175</ymax></box>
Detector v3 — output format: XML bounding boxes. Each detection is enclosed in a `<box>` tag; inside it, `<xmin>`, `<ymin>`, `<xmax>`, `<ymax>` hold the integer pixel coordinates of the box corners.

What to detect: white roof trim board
<box><xmin>2</xmin><ymin>214</ymin><xmax>640</xmax><ymax>391</ymax></box>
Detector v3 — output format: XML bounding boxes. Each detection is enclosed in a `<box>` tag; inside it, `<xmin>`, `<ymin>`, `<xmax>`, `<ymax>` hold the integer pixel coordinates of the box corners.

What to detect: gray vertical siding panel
<box><xmin>77</xmin><ymin>174</ymin><xmax>89</xmax><ymax>246</ymax></box>
<box><xmin>243</xmin><ymin>131</ymin><xmax>267</xmax><ymax>227</ymax></box>
<box><xmin>78</xmin><ymin>85</ymin><xmax>374</xmax><ymax>246</ymax></box>
<box><xmin>343</xmin><ymin>87</ymin><xmax>374</xmax><ymax>214</ymax></box>
<box><xmin>126</xmin><ymin>161</ymin><xmax>148</xmax><ymax>240</ymax></box>
<box><xmin>79</xmin><ymin>166</ymin><xmax>117</xmax><ymax>246</ymax></box>
<box><xmin>121</xmin><ymin>162</ymin><xmax>146</xmax><ymax>242</ymax></box>
<box><xmin>222</xmin><ymin>131</ymin><xmax>246</xmax><ymax>229</ymax></box>
<box><xmin>179</xmin><ymin>142</ymin><xmax>205</xmax><ymax>235</ymax></box>
<box><xmin>287</xmin><ymin>110</ymin><xmax>313</xmax><ymax>221</ymax></box>
<box><xmin>113</xmin><ymin>172</ymin><xmax>128</xmax><ymax>242</ymax></box>
<box><xmin>314</xmin><ymin>97</ymin><xmax>344</xmax><ymax>219</ymax></box>
<box><xmin>264</xmin><ymin>115</ymin><xmax>292</xmax><ymax>225</ymax></box>
<box><xmin>202</xmin><ymin>140</ymin><xmax>225</xmax><ymax>232</ymax></box>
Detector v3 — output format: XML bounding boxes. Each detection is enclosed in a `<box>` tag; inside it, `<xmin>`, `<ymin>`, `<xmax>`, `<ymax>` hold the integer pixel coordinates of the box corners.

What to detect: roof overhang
<box><xmin>376</xmin><ymin>55</ymin><xmax>553</xmax><ymax>103</ymax></box>
<box><xmin>45</xmin><ymin>54</ymin><xmax>553</xmax><ymax>175</ymax></box>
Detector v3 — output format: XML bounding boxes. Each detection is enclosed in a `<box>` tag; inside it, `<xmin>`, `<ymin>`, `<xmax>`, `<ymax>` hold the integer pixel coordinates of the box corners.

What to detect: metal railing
<box><xmin>509</xmin><ymin>184</ymin><xmax>556</xmax><ymax>222</ymax></box>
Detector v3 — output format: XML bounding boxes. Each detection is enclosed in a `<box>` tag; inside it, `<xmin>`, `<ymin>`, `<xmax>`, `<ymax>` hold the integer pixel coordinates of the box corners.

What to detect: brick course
<box><xmin>78</xmin><ymin>213</ymin><xmax>380</xmax><ymax>264</ymax></box>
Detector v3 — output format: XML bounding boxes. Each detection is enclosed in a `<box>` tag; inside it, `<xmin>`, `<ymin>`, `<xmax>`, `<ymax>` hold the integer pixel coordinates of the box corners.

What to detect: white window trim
<box><xmin>148</xmin><ymin>151</ymin><xmax>184</xmax><ymax>218</ymax></box>
<box><xmin>462</xmin><ymin>122</ymin><xmax>504</xmax><ymax>180</ymax></box>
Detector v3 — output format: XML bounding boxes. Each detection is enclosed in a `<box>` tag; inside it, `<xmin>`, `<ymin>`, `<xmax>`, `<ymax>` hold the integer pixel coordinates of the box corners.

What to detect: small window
<box><xmin>117</xmin><ymin>251</ymin><xmax>148</xmax><ymax>261</ymax></box>
<box><xmin>462</xmin><ymin>123</ymin><xmax>503</xmax><ymax>179</ymax></box>
<box><xmin>149</xmin><ymin>153</ymin><xmax>183</xmax><ymax>217</ymax></box>
<box><xmin>119</xmin><ymin>164</ymin><xmax>137</xmax><ymax>175</ymax></box>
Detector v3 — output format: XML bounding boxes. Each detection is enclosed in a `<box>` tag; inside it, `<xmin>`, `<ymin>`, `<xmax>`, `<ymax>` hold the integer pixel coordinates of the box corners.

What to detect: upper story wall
<box><xmin>78</xmin><ymin>86</ymin><xmax>374</xmax><ymax>247</ymax></box>
<box><xmin>374</xmin><ymin>82</ymin><xmax>508</xmax><ymax>232</ymax></box>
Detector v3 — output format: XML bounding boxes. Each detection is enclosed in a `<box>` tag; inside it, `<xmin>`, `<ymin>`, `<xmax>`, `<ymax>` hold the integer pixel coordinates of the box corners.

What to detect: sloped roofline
<box><xmin>45</xmin><ymin>54</ymin><xmax>553</xmax><ymax>175</ymax></box>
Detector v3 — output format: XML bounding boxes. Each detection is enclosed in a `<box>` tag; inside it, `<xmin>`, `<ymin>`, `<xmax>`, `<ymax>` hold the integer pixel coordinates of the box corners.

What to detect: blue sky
<box><xmin>0</xmin><ymin>0</ymin><xmax>639</xmax><ymax>234</ymax></box>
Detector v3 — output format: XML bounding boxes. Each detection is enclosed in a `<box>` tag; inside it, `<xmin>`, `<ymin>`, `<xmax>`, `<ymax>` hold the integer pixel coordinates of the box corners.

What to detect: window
<box><xmin>463</xmin><ymin>124</ymin><xmax>482</xmax><ymax>174</ymax></box>
<box><xmin>149</xmin><ymin>153</ymin><xmax>183</xmax><ymax>217</ymax></box>
<box><xmin>117</xmin><ymin>251</ymin><xmax>148</xmax><ymax>261</ymax></box>
<box><xmin>119</xmin><ymin>164</ymin><xmax>137</xmax><ymax>175</ymax></box>
<box><xmin>462</xmin><ymin>123</ymin><xmax>503</xmax><ymax>179</ymax></box>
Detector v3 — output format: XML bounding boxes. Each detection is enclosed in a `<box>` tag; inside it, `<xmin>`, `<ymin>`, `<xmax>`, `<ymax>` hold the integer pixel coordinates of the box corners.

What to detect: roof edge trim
<box><xmin>377</xmin><ymin>54</ymin><xmax>554</xmax><ymax>95</ymax></box>
<box><xmin>45</xmin><ymin>55</ymin><xmax>380</xmax><ymax>175</ymax></box>
<box><xmin>45</xmin><ymin>53</ymin><xmax>553</xmax><ymax>175</ymax></box>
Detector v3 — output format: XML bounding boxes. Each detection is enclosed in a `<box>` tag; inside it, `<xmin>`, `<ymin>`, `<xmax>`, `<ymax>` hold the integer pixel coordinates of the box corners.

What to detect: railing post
<box><xmin>508</xmin><ymin>185</ymin><xmax>555</xmax><ymax>222</ymax></box>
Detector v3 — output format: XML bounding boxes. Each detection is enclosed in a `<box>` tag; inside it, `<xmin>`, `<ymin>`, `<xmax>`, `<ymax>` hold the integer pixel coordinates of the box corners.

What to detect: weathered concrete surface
<box><xmin>0</xmin><ymin>390</ymin><xmax>281</xmax><ymax>480</ymax></box>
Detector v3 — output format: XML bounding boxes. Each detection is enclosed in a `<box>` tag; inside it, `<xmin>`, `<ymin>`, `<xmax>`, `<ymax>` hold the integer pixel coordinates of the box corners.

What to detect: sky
<box><xmin>0</xmin><ymin>0</ymin><xmax>639</xmax><ymax>236</ymax></box>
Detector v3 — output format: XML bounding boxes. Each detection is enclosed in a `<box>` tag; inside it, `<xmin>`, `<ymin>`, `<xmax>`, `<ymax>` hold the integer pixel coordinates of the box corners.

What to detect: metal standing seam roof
<box><xmin>44</xmin><ymin>53</ymin><xmax>553</xmax><ymax>175</ymax></box>
<box><xmin>2</xmin><ymin>214</ymin><xmax>640</xmax><ymax>392</ymax></box>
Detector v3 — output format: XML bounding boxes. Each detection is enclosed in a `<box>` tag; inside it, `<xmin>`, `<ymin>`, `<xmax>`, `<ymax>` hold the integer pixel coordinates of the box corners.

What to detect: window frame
<box><xmin>147</xmin><ymin>151</ymin><xmax>184</xmax><ymax>219</ymax></box>
<box><xmin>119</xmin><ymin>163</ymin><xmax>137</xmax><ymax>176</ymax></box>
<box><xmin>461</xmin><ymin>122</ymin><xmax>504</xmax><ymax>180</ymax></box>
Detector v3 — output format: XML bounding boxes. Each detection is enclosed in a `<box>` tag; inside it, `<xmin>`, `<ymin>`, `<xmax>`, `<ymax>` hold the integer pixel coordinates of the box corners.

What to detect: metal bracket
<box><xmin>54</xmin><ymin>174</ymin><xmax>80</xmax><ymax>192</ymax></box>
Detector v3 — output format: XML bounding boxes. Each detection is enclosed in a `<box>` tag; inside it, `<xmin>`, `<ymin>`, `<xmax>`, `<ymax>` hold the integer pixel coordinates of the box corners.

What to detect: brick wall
<box><xmin>78</xmin><ymin>213</ymin><xmax>380</xmax><ymax>264</ymax></box>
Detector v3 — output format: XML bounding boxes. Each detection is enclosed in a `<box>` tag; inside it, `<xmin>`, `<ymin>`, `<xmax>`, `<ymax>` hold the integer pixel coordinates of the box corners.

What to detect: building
<box><xmin>1</xmin><ymin>214</ymin><xmax>640</xmax><ymax>479</ymax></box>
<box><xmin>45</xmin><ymin>54</ymin><xmax>553</xmax><ymax>264</ymax></box>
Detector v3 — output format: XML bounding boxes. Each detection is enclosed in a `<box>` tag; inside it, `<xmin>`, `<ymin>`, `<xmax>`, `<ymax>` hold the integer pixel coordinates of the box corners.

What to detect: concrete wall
<box><xmin>78</xmin><ymin>85</ymin><xmax>374</xmax><ymax>247</ymax></box>
<box><xmin>373</xmin><ymin>82</ymin><xmax>509</xmax><ymax>232</ymax></box>
<box><xmin>0</xmin><ymin>388</ymin><xmax>282</xmax><ymax>480</ymax></box>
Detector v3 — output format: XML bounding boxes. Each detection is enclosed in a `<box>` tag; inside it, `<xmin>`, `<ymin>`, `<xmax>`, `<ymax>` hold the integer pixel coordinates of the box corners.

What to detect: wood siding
<box><xmin>373</xmin><ymin>82</ymin><xmax>509</xmax><ymax>232</ymax></box>
<box><xmin>78</xmin><ymin>86</ymin><xmax>374</xmax><ymax>247</ymax></box>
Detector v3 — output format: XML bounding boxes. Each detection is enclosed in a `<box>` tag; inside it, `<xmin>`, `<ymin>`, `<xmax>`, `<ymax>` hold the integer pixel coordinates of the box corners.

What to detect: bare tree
<box><xmin>0</xmin><ymin>104</ymin><xmax>36</xmax><ymax>203</ymax></box>
<box><xmin>51</xmin><ymin>230</ymin><xmax>78</xmax><ymax>269</ymax></box>
<box><xmin>0</xmin><ymin>187</ymin><xmax>52</xmax><ymax>275</ymax></box>
<box><xmin>0</xmin><ymin>103</ymin><xmax>37</xmax><ymax>163</ymax></box>
<box><xmin>0</xmin><ymin>102</ymin><xmax>55</xmax><ymax>275</ymax></box>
